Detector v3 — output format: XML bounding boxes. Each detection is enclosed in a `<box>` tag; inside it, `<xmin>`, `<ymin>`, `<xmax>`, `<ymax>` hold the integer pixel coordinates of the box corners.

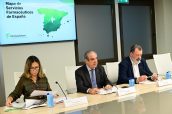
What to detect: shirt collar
<box><xmin>129</xmin><ymin>56</ymin><xmax>140</xmax><ymax>65</ymax></box>
<box><xmin>86</xmin><ymin>65</ymin><xmax>95</xmax><ymax>71</ymax></box>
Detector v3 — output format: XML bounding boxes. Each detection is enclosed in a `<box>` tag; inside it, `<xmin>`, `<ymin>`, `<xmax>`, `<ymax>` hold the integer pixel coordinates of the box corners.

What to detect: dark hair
<box><xmin>130</xmin><ymin>44</ymin><xmax>142</xmax><ymax>53</ymax></box>
<box><xmin>22</xmin><ymin>55</ymin><xmax>45</xmax><ymax>78</ymax></box>
<box><xmin>84</xmin><ymin>50</ymin><xmax>96</xmax><ymax>60</ymax></box>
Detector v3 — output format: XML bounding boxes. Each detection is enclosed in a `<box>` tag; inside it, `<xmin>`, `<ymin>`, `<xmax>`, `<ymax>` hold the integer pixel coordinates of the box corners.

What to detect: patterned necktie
<box><xmin>90</xmin><ymin>69</ymin><xmax>97</xmax><ymax>88</ymax></box>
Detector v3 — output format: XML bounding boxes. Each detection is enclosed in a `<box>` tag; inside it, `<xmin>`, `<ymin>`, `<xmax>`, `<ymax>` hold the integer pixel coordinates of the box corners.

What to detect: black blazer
<box><xmin>117</xmin><ymin>57</ymin><xmax>153</xmax><ymax>85</ymax></box>
<box><xmin>75</xmin><ymin>64</ymin><xmax>112</xmax><ymax>93</ymax></box>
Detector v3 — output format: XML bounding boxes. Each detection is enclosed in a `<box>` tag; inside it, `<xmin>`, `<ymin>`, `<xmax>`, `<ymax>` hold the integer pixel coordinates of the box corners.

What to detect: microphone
<box><xmin>55</xmin><ymin>81</ymin><xmax>67</xmax><ymax>100</ymax></box>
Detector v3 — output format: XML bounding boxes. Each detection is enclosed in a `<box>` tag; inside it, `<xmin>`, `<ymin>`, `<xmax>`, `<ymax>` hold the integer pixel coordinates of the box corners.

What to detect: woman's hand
<box><xmin>6</xmin><ymin>96</ymin><xmax>13</xmax><ymax>106</ymax></box>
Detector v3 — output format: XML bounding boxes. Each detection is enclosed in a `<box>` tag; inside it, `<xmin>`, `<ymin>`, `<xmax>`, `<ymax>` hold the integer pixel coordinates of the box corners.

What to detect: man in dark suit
<box><xmin>117</xmin><ymin>44</ymin><xmax>158</xmax><ymax>85</ymax></box>
<box><xmin>75</xmin><ymin>50</ymin><xmax>112</xmax><ymax>94</ymax></box>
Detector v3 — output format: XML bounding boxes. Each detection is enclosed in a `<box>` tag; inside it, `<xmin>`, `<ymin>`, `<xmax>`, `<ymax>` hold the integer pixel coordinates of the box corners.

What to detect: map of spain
<box><xmin>37</xmin><ymin>8</ymin><xmax>68</xmax><ymax>34</ymax></box>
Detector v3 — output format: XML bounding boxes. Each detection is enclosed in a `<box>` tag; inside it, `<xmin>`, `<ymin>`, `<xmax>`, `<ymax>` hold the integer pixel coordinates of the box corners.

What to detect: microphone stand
<box><xmin>55</xmin><ymin>81</ymin><xmax>67</xmax><ymax>100</ymax></box>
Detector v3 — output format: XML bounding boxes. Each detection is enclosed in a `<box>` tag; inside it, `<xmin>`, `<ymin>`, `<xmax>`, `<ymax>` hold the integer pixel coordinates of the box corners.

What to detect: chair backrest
<box><xmin>13</xmin><ymin>72</ymin><xmax>24</xmax><ymax>102</ymax></box>
<box><xmin>106</xmin><ymin>62</ymin><xmax>120</xmax><ymax>84</ymax></box>
<box><xmin>153</xmin><ymin>53</ymin><xmax>172</xmax><ymax>75</ymax></box>
<box><xmin>102</xmin><ymin>65</ymin><xmax>107</xmax><ymax>74</ymax></box>
<box><xmin>65</xmin><ymin>66</ymin><xmax>80</xmax><ymax>94</ymax></box>
<box><xmin>14</xmin><ymin>72</ymin><xmax>23</xmax><ymax>85</ymax></box>
<box><xmin>146</xmin><ymin>59</ymin><xmax>157</xmax><ymax>73</ymax></box>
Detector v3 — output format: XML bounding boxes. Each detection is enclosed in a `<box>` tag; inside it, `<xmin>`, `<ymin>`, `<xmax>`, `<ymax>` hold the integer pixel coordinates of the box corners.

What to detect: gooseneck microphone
<box><xmin>55</xmin><ymin>81</ymin><xmax>67</xmax><ymax>100</ymax></box>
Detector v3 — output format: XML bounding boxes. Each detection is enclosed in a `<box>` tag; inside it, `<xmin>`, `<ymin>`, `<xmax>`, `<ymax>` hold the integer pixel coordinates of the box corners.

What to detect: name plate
<box><xmin>64</xmin><ymin>96</ymin><xmax>88</xmax><ymax>107</ymax></box>
<box><xmin>158</xmin><ymin>85</ymin><xmax>172</xmax><ymax>93</ymax></box>
<box><xmin>117</xmin><ymin>87</ymin><xmax>136</xmax><ymax>96</ymax></box>
<box><xmin>157</xmin><ymin>79</ymin><xmax>172</xmax><ymax>87</ymax></box>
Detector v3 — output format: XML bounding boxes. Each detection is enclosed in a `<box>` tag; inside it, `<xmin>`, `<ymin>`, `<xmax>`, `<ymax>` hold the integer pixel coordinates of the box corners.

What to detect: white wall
<box><xmin>155</xmin><ymin>0</ymin><xmax>172</xmax><ymax>53</ymax></box>
<box><xmin>1</xmin><ymin>41</ymin><xmax>76</xmax><ymax>99</ymax></box>
<box><xmin>0</xmin><ymin>48</ymin><xmax>6</xmax><ymax>106</ymax></box>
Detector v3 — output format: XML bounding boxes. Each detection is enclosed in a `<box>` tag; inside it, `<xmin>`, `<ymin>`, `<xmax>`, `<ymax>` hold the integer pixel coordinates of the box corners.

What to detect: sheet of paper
<box><xmin>12</xmin><ymin>102</ymin><xmax>25</xmax><ymax>108</ymax></box>
<box><xmin>24</xmin><ymin>103</ymin><xmax>46</xmax><ymax>110</ymax></box>
<box><xmin>30</xmin><ymin>90</ymin><xmax>52</xmax><ymax>97</ymax></box>
<box><xmin>25</xmin><ymin>99</ymin><xmax>40</xmax><ymax>108</ymax></box>
<box><xmin>117</xmin><ymin>86</ymin><xmax>136</xmax><ymax>96</ymax></box>
<box><xmin>25</xmin><ymin>99</ymin><xmax>46</xmax><ymax>108</ymax></box>
<box><xmin>98</xmin><ymin>86</ymin><xmax>117</xmax><ymax>95</ymax></box>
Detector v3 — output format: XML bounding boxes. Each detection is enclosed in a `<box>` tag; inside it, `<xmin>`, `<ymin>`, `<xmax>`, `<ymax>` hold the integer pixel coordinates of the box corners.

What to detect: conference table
<box><xmin>1</xmin><ymin>83</ymin><xmax>172</xmax><ymax>114</ymax></box>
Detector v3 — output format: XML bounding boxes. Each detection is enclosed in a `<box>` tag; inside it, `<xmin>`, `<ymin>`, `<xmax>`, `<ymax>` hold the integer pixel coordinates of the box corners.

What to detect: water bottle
<box><xmin>47</xmin><ymin>93</ymin><xmax>54</xmax><ymax>107</ymax></box>
<box><xmin>166</xmin><ymin>71</ymin><xmax>171</xmax><ymax>79</ymax></box>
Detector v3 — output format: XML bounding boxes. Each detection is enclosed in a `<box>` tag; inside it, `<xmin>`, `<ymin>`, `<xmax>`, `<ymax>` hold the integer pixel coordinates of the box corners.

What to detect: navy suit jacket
<box><xmin>75</xmin><ymin>64</ymin><xmax>112</xmax><ymax>93</ymax></box>
<box><xmin>117</xmin><ymin>57</ymin><xmax>153</xmax><ymax>85</ymax></box>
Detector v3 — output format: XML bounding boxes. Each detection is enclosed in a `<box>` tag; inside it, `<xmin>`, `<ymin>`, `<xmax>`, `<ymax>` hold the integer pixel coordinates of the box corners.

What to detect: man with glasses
<box><xmin>75</xmin><ymin>50</ymin><xmax>112</xmax><ymax>94</ymax></box>
<box><xmin>117</xmin><ymin>44</ymin><xmax>158</xmax><ymax>85</ymax></box>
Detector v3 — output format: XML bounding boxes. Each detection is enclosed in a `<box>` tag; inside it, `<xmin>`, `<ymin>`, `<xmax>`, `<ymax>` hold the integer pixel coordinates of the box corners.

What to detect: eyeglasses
<box><xmin>30</xmin><ymin>67</ymin><xmax>39</xmax><ymax>71</ymax></box>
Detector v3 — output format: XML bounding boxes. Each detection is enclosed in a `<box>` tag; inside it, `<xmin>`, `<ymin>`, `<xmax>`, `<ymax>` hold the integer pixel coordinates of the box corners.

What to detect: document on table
<box><xmin>117</xmin><ymin>86</ymin><xmax>136</xmax><ymax>96</ymax></box>
<box><xmin>98</xmin><ymin>86</ymin><xmax>117</xmax><ymax>95</ymax></box>
<box><xmin>12</xmin><ymin>102</ymin><xmax>25</xmax><ymax>108</ymax></box>
<box><xmin>24</xmin><ymin>99</ymin><xmax>47</xmax><ymax>109</ymax></box>
<box><xmin>8</xmin><ymin>99</ymin><xmax>47</xmax><ymax>110</ymax></box>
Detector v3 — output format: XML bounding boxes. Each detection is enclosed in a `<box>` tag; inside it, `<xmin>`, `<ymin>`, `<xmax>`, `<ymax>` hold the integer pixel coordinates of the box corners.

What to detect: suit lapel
<box><xmin>95</xmin><ymin>68</ymin><xmax>99</xmax><ymax>84</ymax></box>
<box><xmin>127</xmin><ymin>57</ymin><xmax>134</xmax><ymax>77</ymax></box>
<box><xmin>138</xmin><ymin>60</ymin><xmax>149</xmax><ymax>75</ymax></box>
<box><xmin>138</xmin><ymin>61</ymin><xmax>142</xmax><ymax>74</ymax></box>
<box><xmin>83</xmin><ymin>65</ymin><xmax>92</xmax><ymax>85</ymax></box>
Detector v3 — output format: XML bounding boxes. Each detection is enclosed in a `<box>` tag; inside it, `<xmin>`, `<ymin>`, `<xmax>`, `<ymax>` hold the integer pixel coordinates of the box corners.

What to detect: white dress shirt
<box><xmin>130</xmin><ymin>57</ymin><xmax>140</xmax><ymax>78</ymax></box>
